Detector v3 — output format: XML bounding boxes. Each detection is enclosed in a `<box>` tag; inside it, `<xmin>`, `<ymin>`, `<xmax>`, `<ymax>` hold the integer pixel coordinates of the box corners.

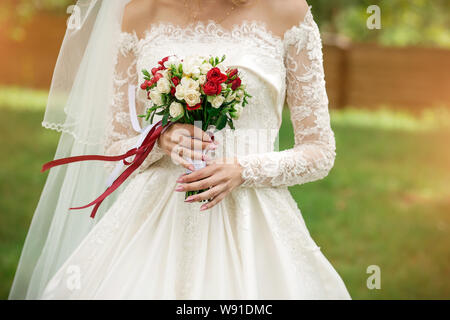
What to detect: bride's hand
<box><xmin>157</xmin><ymin>123</ymin><xmax>217</xmax><ymax>171</ymax></box>
<box><xmin>175</xmin><ymin>158</ymin><xmax>245</xmax><ymax>211</ymax></box>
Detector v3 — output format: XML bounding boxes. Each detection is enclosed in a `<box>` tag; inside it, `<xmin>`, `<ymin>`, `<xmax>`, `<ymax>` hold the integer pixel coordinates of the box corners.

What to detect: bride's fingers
<box><xmin>171</xmin><ymin>153</ymin><xmax>195</xmax><ymax>171</ymax></box>
<box><xmin>200</xmin><ymin>191</ymin><xmax>227</xmax><ymax>211</ymax></box>
<box><xmin>178</xmin><ymin>176</ymin><xmax>217</xmax><ymax>192</ymax></box>
<box><xmin>177</xmin><ymin>165</ymin><xmax>215</xmax><ymax>183</ymax></box>
<box><xmin>186</xmin><ymin>125</ymin><xmax>214</xmax><ymax>143</ymax></box>
<box><xmin>185</xmin><ymin>184</ymin><xmax>226</xmax><ymax>202</ymax></box>
<box><xmin>173</xmin><ymin>124</ymin><xmax>213</xmax><ymax>143</ymax></box>
<box><xmin>173</xmin><ymin>145</ymin><xmax>204</xmax><ymax>161</ymax></box>
<box><xmin>177</xmin><ymin>135</ymin><xmax>214</xmax><ymax>152</ymax></box>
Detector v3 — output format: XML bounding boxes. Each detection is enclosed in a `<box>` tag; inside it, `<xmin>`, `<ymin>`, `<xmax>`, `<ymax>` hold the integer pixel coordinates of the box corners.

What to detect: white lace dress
<box><xmin>41</xmin><ymin>9</ymin><xmax>351</xmax><ymax>300</ymax></box>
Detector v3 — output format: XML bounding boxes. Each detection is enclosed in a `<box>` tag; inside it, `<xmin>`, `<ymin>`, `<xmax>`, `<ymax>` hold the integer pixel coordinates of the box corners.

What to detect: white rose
<box><xmin>221</xmin><ymin>83</ymin><xmax>227</xmax><ymax>90</ymax></box>
<box><xmin>184</xmin><ymin>89</ymin><xmax>201</xmax><ymax>106</ymax></box>
<box><xmin>231</xmin><ymin>104</ymin><xmax>243</xmax><ymax>119</ymax></box>
<box><xmin>225</xmin><ymin>92</ymin><xmax>236</xmax><ymax>103</ymax></box>
<box><xmin>149</xmin><ymin>89</ymin><xmax>163</xmax><ymax>106</ymax></box>
<box><xmin>174</xmin><ymin>85</ymin><xmax>185</xmax><ymax>100</ymax></box>
<box><xmin>184</xmin><ymin>65</ymin><xmax>200</xmax><ymax>78</ymax></box>
<box><xmin>159</xmin><ymin>69</ymin><xmax>170</xmax><ymax>79</ymax></box>
<box><xmin>156</xmin><ymin>77</ymin><xmax>171</xmax><ymax>94</ymax></box>
<box><xmin>236</xmin><ymin>89</ymin><xmax>245</xmax><ymax>98</ymax></box>
<box><xmin>198</xmin><ymin>75</ymin><xmax>207</xmax><ymax>85</ymax></box>
<box><xmin>211</xmin><ymin>95</ymin><xmax>225</xmax><ymax>109</ymax></box>
<box><xmin>183</xmin><ymin>56</ymin><xmax>202</xmax><ymax>78</ymax></box>
<box><xmin>169</xmin><ymin>101</ymin><xmax>184</xmax><ymax>118</ymax></box>
<box><xmin>180</xmin><ymin>77</ymin><xmax>199</xmax><ymax>90</ymax></box>
<box><xmin>200</xmin><ymin>62</ymin><xmax>213</xmax><ymax>74</ymax></box>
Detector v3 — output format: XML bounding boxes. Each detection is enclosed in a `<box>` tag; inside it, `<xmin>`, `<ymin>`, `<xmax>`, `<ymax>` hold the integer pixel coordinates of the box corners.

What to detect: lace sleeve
<box><xmin>237</xmin><ymin>10</ymin><xmax>336</xmax><ymax>188</ymax></box>
<box><xmin>104</xmin><ymin>32</ymin><xmax>165</xmax><ymax>174</ymax></box>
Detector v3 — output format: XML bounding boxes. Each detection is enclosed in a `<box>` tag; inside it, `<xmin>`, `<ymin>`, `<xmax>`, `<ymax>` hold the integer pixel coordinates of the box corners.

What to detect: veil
<box><xmin>9</xmin><ymin>0</ymin><xmax>131</xmax><ymax>299</ymax></box>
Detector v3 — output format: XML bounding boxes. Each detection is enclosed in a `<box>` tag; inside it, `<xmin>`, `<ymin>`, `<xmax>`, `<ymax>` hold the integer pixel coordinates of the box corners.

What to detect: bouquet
<box><xmin>41</xmin><ymin>54</ymin><xmax>251</xmax><ymax>218</ymax></box>
<box><xmin>139</xmin><ymin>55</ymin><xmax>252</xmax><ymax>200</ymax></box>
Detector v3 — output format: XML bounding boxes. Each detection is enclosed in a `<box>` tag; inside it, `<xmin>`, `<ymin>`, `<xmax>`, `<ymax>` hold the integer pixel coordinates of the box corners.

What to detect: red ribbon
<box><xmin>42</xmin><ymin>120</ymin><xmax>165</xmax><ymax>219</ymax></box>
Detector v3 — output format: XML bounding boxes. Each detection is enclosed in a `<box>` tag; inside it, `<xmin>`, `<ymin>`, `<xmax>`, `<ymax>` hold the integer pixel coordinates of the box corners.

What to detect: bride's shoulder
<box><xmin>263</xmin><ymin>0</ymin><xmax>310</xmax><ymax>37</ymax></box>
<box><xmin>122</xmin><ymin>0</ymin><xmax>156</xmax><ymax>35</ymax></box>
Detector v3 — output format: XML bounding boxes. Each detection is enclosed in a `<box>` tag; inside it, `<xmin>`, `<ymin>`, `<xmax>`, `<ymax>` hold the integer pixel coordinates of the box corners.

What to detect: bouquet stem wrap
<box><xmin>41</xmin><ymin>120</ymin><xmax>166</xmax><ymax>219</ymax></box>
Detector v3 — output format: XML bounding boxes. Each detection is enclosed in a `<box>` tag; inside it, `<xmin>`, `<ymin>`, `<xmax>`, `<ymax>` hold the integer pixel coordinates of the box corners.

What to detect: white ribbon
<box><xmin>185</xmin><ymin>152</ymin><xmax>207</xmax><ymax>174</ymax></box>
<box><xmin>105</xmin><ymin>85</ymin><xmax>159</xmax><ymax>187</ymax></box>
<box><xmin>127</xmin><ymin>84</ymin><xmax>143</xmax><ymax>133</ymax></box>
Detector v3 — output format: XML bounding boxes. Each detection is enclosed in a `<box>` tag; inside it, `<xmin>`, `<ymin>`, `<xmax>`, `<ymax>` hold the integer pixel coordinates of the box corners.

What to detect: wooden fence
<box><xmin>1</xmin><ymin>12</ymin><xmax>449</xmax><ymax>110</ymax></box>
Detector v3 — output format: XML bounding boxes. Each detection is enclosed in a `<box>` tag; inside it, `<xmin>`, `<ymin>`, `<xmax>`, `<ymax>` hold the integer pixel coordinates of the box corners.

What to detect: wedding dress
<box><xmin>38</xmin><ymin>7</ymin><xmax>350</xmax><ymax>299</ymax></box>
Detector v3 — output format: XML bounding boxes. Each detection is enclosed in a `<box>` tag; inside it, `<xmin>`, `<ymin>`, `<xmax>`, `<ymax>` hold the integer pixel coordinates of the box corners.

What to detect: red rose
<box><xmin>206</xmin><ymin>67</ymin><xmax>227</xmax><ymax>84</ymax></box>
<box><xmin>187</xmin><ymin>103</ymin><xmax>202</xmax><ymax>111</ymax></box>
<box><xmin>231</xmin><ymin>77</ymin><xmax>241</xmax><ymax>90</ymax></box>
<box><xmin>140</xmin><ymin>80</ymin><xmax>152</xmax><ymax>90</ymax></box>
<box><xmin>151</xmin><ymin>67</ymin><xmax>160</xmax><ymax>75</ymax></box>
<box><xmin>171</xmin><ymin>76</ymin><xmax>180</xmax><ymax>86</ymax></box>
<box><xmin>158</xmin><ymin>56</ymin><xmax>170</xmax><ymax>68</ymax></box>
<box><xmin>226</xmin><ymin>68</ymin><xmax>238</xmax><ymax>81</ymax></box>
<box><xmin>153</xmin><ymin>73</ymin><xmax>163</xmax><ymax>82</ymax></box>
<box><xmin>170</xmin><ymin>76</ymin><xmax>180</xmax><ymax>95</ymax></box>
<box><xmin>147</xmin><ymin>73</ymin><xmax>162</xmax><ymax>87</ymax></box>
<box><xmin>202</xmin><ymin>80</ymin><xmax>222</xmax><ymax>96</ymax></box>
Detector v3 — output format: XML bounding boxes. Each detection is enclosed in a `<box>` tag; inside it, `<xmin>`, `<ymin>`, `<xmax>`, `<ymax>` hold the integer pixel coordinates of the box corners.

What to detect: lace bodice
<box><xmin>105</xmin><ymin>7</ymin><xmax>336</xmax><ymax>188</ymax></box>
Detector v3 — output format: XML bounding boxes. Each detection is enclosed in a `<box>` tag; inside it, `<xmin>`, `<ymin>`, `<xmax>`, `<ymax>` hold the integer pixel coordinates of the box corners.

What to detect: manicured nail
<box><xmin>176</xmin><ymin>177</ymin><xmax>184</xmax><ymax>183</ymax></box>
<box><xmin>185</xmin><ymin>196</ymin><xmax>194</xmax><ymax>202</ymax></box>
<box><xmin>175</xmin><ymin>185</ymin><xmax>184</xmax><ymax>191</ymax></box>
<box><xmin>188</xmin><ymin>165</ymin><xmax>195</xmax><ymax>171</ymax></box>
<box><xmin>200</xmin><ymin>204</ymin><xmax>208</xmax><ymax>211</ymax></box>
<box><xmin>202</xmin><ymin>154</ymin><xmax>211</xmax><ymax>161</ymax></box>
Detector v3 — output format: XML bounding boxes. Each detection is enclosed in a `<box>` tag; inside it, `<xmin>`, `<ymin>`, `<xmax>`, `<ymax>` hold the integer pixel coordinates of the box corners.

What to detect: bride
<box><xmin>9</xmin><ymin>0</ymin><xmax>351</xmax><ymax>299</ymax></box>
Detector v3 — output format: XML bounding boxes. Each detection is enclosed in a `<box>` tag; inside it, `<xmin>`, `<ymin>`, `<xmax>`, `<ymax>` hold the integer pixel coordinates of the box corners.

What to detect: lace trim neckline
<box><xmin>120</xmin><ymin>6</ymin><xmax>312</xmax><ymax>46</ymax></box>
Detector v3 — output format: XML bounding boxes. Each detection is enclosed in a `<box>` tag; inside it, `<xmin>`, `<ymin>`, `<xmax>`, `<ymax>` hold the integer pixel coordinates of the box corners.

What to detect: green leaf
<box><xmin>185</xmin><ymin>109</ymin><xmax>191</xmax><ymax>121</ymax></box>
<box><xmin>162</xmin><ymin>113</ymin><xmax>169</xmax><ymax>126</ymax></box>
<box><xmin>150</xmin><ymin>110</ymin><xmax>156</xmax><ymax>123</ymax></box>
<box><xmin>207</xmin><ymin>107</ymin><xmax>220</xmax><ymax>117</ymax></box>
<box><xmin>215</xmin><ymin>114</ymin><xmax>227</xmax><ymax>130</ymax></box>
<box><xmin>227</xmin><ymin>119</ymin><xmax>235</xmax><ymax>129</ymax></box>
<box><xmin>142</xmin><ymin>69</ymin><xmax>151</xmax><ymax>78</ymax></box>
<box><xmin>170</xmin><ymin>113</ymin><xmax>184</xmax><ymax>123</ymax></box>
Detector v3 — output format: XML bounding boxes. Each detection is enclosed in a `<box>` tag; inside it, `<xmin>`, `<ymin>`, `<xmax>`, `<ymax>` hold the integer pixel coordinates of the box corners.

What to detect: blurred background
<box><xmin>0</xmin><ymin>0</ymin><xmax>449</xmax><ymax>299</ymax></box>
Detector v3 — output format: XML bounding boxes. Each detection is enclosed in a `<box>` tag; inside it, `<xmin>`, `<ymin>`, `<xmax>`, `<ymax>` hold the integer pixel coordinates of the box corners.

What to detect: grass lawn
<box><xmin>0</xmin><ymin>87</ymin><xmax>449</xmax><ymax>299</ymax></box>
